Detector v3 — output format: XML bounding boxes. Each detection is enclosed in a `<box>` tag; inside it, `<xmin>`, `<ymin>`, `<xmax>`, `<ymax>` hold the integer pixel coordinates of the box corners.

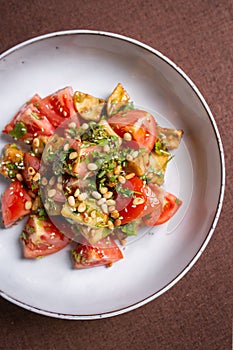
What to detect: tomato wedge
<box><xmin>143</xmin><ymin>191</ymin><xmax>182</xmax><ymax>226</ymax></box>
<box><xmin>72</xmin><ymin>237</ymin><xmax>123</xmax><ymax>269</ymax></box>
<box><xmin>3</xmin><ymin>97</ymin><xmax>55</xmax><ymax>141</ymax></box>
<box><xmin>115</xmin><ymin>176</ymin><xmax>162</xmax><ymax>225</ymax></box>
<box><xmin>21</xmin><ymin>214</ymin><xmax>71</xmax><ymax>258</ymax></box>
<box><xmin>1</xmin><ymin>180</ymin><xmax>32</xmax><ymax>228</ymax></box>
<box><xmin>2</xmin><ymin>94</ymin><xmax>41</xmax><ymax>134</ymax></box>
<box><xmin>37</xmin><ymin>87</ymin><xmax>77</xmax><ymax>127</ymax></box>
<box><xmin>108</xmin><ymin>109</ymin><xmax>157</xmax><ymax>152</ymax></box>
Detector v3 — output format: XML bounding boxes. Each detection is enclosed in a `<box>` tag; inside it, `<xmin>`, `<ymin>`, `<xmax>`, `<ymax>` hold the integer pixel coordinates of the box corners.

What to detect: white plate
<box><xmin>0</xmin><ymin>30</ymin><xmax>225</xmax><ymax>319</ymax></box>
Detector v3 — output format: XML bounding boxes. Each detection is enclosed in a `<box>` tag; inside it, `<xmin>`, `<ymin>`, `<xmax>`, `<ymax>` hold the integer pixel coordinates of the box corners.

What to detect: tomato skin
<box><xmin>72</xmin><ymin>237</ymin><xmax>123</xmax><ymax>269</ymax></box>
<box><xmin>143</xmin><ymin>191</ymin><xmax>182</xmax><ymax>226</ymax></box>
<box><xmin>1</xmin><ymin>180</ymin><xmax>32</xmax><ymax>228</ymax></box>
<box><xmin>115</xmin><ymin>176</ymin><xmax>162</xmax><ymax>225</ymax></box>
<box><xmin>2</xmin><ymin>94</ymin><xmax>41</xmax><ymax>135</ymax></box>
<box><xmin>21</xmin><ymin>153</ymin><xmax>41</xmax><ymax>193</ymax></box>
<box><xmin>21</xmin><ymin>214</ymin><xmax>71</xmax><ymax>258</ymax></box>
<box><xmin>37</xmin><ymin>87</ymin><xmax>77</xmax><ymax>127</ymax></box>
<box><xmin>108</xmin><ymin>109</ymin><xmax>157</xmax><ymax>152</ymax></box>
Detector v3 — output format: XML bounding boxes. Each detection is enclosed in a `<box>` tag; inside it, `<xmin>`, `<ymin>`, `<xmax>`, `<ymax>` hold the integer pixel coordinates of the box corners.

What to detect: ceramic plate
<box><xmin>0</xmin><ymin>30</ymin><xmax>225</xmax><ymax>319</ymax></box>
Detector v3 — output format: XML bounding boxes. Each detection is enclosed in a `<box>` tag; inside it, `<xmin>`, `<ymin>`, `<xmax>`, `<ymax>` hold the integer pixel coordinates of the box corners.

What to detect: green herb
<box><xmin>9</xmin><ymin>122</ymin><xmax>27</xmax><ymax>139</ymax></box>
<box><xmin>155</xmin><ymin>140</ymin><xmax>170</xmax><ymax>156</ymax></box>
<box><xmin>117</xmin><ymin>186</ymin><xmax>134</xmax><ymax>197</ymax></box>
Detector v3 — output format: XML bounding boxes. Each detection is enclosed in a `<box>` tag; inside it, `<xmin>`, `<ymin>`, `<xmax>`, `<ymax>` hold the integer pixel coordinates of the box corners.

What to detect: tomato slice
<box><xmin>72</xmin><ymin>237</ymin><xmax>123</xmax><ymax>269</ymax></box>
<box><xmin>21</xmin><ymin>153</ymin><xmax>41</xmax><ymax>193</ymax></box>
<box><xmin>115</xmin><ymin>176</ymin><xmax>162</xmax><ymax>225</ymax></box>
<box><xmin>1</xmin><ymin>180</ymin><xmax>32</xmax><ymax>228</ymax></box>
<box><xmin>2</xmin><ymin>94</ymin><xmax>41</xmax><ymax>133</ymax></box>
<box><xmin>21</xmin><ymin>214</ymin><xmax>71</xmax><ymax>258</ymax></box>
<box><xmin>108</xmin><ymin>109</ymin><xmax>157</xmax><ymax>152</ymax></box>
<box><xmin>143</xmin><ymin>191</ymin><xmax>182</xmax><ymax>226</ymax></box>
<box><xmin>37</xmin><ymin>87</ymin><xmax>77</xmax><ymax>127</ymax></box>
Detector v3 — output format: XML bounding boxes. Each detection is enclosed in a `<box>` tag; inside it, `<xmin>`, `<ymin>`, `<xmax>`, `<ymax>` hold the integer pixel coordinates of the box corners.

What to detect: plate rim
<box><xmin>0</xmin><ymin>29</ymin><xmax>225</xmax><ymax>320</ymax></box>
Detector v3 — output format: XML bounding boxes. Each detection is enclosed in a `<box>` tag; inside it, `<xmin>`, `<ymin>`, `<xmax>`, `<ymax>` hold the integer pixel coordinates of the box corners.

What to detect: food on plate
<box><xmin>0</xmin><ymin>84</ymin><xmax>183</xmax><ymax>269</ymax></box>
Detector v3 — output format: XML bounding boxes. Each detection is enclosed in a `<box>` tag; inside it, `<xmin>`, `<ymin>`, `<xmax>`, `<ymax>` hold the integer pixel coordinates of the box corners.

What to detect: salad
<box><xmin>0</xmin><ymin>84</ymin><xmax>183</xmax><ymax>269</ymax></box>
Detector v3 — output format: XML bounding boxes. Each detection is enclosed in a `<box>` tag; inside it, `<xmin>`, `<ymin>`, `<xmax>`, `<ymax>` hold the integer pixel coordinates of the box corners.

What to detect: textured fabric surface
<box><xmin>0</xmin><ymin>0</ymin><xmax>232</xmax><ymax>349</ymax></box>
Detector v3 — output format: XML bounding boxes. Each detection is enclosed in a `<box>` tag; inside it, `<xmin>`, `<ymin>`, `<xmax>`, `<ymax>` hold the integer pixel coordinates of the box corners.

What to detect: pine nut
<box><xmin>74</xmin><ymin>188</ymin><xmax>80</xmax><ymax>197</ymax></box>
<box><xmin>99</xmin><ymin>186</ymin><xmax>108</xmax><ymax>194</ymax></box>
<box><xmin>57</xmin><ymin>175</ymin><xmax>63</xmax><ymax>183</ymax></box>
<box><xmin>69</xmin><ymin>151</ymin><xmax>78</xmax><ymax>160</ymax></box>
<box><xmin>72</xmin><ymin>162</ymin><xmax>79</xmax><ymax>174</ymax></box>
<box><xmin>123</xmin><ymin>132</ymin><xmax>132</xmax><ymax>141</ymax></box>
<box><xmin>16</xmin><ymin>173</ymin><xmax>23</xmax><ymax>181</ymax></box>
<box><xmin>107</xmin><ymin>220</ymin><xmax>114</xmax><ymax>229</ymax></box>
<box><xmin>48</xmin><ymin>189</ymin><xmax>56</xmax><ymax>198</ymax></box>
<box><xmin>56</xmin><ymin>183</ymin><xmax>63</xmax><ymax>191</ymax></box>
<box><xmin>108</xmin><ymin>205</ymin><xmax>116</xmax><ymax>213</ymax></box>
<box><xmin>132</xmin><ymin>197</ymin><xmax>145</xmax><ymax>205</ymax></box>
<box><xmin>33</xmin><ymin>173</ymin><xmax>40</xmax><ymax>182</ymax></box>
<box><xmin>92</xmin><ymin>191</ymin><xmax>102</xmax><ymax>200</ymax></box>
<box><xmin>90</xmin><ymin>210</ymin><xmax>97</xmax><ymax>218</ymax></box>
<box><xmin>101</xmin><ymin>204</ymin><xmax>109</xmax><ymax>214</ymax></box>
<box><xmin>125</xmin><ymin>172</ymin><xmax>135</xmax><ymax>180</ymax></box>
<box><xmin>103</xmin><ymin>191</ymin><xmax>113</xmax><ymax>199</ymax></box>
<box><xmin>106</xmin><ymin>199</ymin><xmax>116</xmax><ymax>206</ymax></box>
<box><xmin>33</xmin><ymin>138</ymin><xmax>40</xmax><ymax>147</ymax></box>
<box><xmin>68</xmin><ymin>196</ymin><xmax>76</xmax><ymax>207</ymax></box>
<box><xmin>87</xmin><ymin>163</ymin><xmax>98</xmax><ymax>171</ymax></box>
<box><xmin>114</xmin><ymin>165</ymin><xmax>121</xmax><ymax>175</ymax></box>
<box><xmin>111</xmin><ymin>210</ymin><xmax>120</xmax><ymax>219</ymax></box>
<box><xmin>41</xmin><ymin>177</ymin><xmax>48</xmax><ymax>186</ymax></box>
<box><xmin>82</xmin><ymin>123</ymin><xmax>89</xmax><ymax>130</ymax></box>
<box><xmin>78</xmin><ymin>192</ymin><xmax>87</xmax><ymax>201</ymax></box>
<box><xmin>118</xmin><ymin>175</ymin><xmax>126</xmax><ymax>184</ymax></box>
<box><xmin>84</xmin><ymin>216</ymin><xmax>92</xmax><ymax>224</ymax></box>
<box><xmin>77</xmin><ymin>203</ymin><xmax>86</xmax><ymax>212</ymax></box>
<box><xmin>97</xmin><ymin>198</ymin><xmax>106</xmax><ymax>205</ymax></box>
<box><xmin>114</xmin><ymin>219</ymin><xmax>122</xmax><ymax>226</ymax></box>
<box><xmin>49</xmin><ymin>176</ymin><xmax>56</xmax><ymax>186</ymax></box>
<box><xmin>25</xmin><ymin>200</ymin><xmax>32</xmax><ymax>210</ymax></box>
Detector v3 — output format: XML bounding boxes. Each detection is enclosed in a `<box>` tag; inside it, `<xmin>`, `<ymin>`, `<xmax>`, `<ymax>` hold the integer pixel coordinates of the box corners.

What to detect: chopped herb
<box><xmin>9</xmin><ymin>122</ymin><xmax>27</xmax><ymax>139</ymax></box>
<box><xmin>116</xmin><ymin>186</ymin><xmax>134</xmax><ymax>197</ymax></box>
<box><xmin>155</xmin><ymin>140</ymin><xmax>170</xmax><ymax>156</ymax></box>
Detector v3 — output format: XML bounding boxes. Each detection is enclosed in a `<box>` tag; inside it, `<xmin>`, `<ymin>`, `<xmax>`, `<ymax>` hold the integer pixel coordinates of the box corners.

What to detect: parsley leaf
<box><xmin>9</xmin><ymin>122</ymin><xmax>27</xmax><ymax>139</ymax></box>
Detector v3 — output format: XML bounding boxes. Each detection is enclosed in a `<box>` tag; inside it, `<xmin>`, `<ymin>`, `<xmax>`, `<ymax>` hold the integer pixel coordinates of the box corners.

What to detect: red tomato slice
<box><xmin>3</xmin><ymin>99</ymin><xmax>55</xmax><ymax>141</ymax></box>
<box><xmin>1</xmin><ymin>180</ymin><xmax>32</xmax><ymax>228</ymax></box>
<box><xmin>115</xmin><ymin>176</ymin><xmax>146</xmax><ymax>224</ymax></box>
<box><xmin>143</xmin><ymin>191</ymin><xmax>182</xmax><ymax>226</ymax></box>
<box><xmin>37</xmin><ymin>87</ymin><xmax>77</xmax><ymax>127</ymax></box>
<box><xmin>72</xmin><ymin>237</ymin><xmax>123</xmax><ymax>269</ymax></box>
<box><xmin>21</xmin><ymin>153</ymin><xmax>41</xmax><ymax>193</ymax></box>
<box><xmin>108</xmin><ymin>109</ymin><xmax>157</xmax><ymax>152</ymax></box>
<box><xmin>2</xmin><ymin>94</ymin><xmax>41</xmax><ymax>134</ymax></box>
<box><xmin>21</xmin><ymin>214</ymin><xmax>71</xmax><ymax>258</ymax></box>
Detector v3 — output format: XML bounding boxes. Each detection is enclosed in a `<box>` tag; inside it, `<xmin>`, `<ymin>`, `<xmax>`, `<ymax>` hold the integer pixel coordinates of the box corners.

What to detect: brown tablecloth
<box><xmin>0</xmin><ymin>0</ymin><xmax>232</xmax><ymax>349</ymax></box>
